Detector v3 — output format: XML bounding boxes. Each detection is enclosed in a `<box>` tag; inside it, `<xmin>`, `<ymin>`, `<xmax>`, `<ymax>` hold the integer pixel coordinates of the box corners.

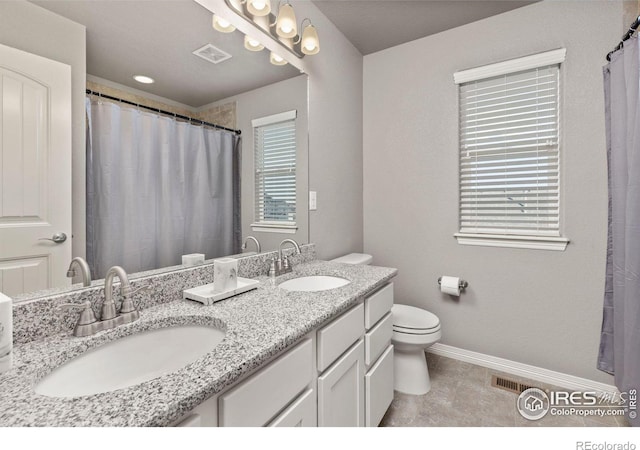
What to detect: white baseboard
<box><xmin>428</xmin><ymin>343</ymin><xmax>618</xmax><ymax>395</ymax></box>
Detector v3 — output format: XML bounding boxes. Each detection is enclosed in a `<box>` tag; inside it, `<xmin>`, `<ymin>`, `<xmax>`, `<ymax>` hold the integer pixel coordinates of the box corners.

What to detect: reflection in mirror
<box><xmin>2</xmin><ymin>0</ymin><xmax>308</xmax><ymax>301</ymax></box>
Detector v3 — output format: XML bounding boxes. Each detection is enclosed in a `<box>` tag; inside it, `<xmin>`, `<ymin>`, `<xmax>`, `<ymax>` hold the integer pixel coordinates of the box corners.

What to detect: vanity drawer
<box><xmin>317</xmin><ymin>303</ymin><xmax>364</xmax><ymax>372</ymax></box>
<box><xmin>365</xmin><ymin>283</ymin><xmax>394</xmax><ymax>330</ymax></box>
<box><xmin>219</xmin><ymin>338</ymin><xmax>313</xmax><ymax>427</ymax></box>
<box><xmin>365</xmin><ymin>312</ymin><xmax>392</xmax><ymax>367</ymax></box>
<box><xmin>365</xmin><ymin>344</ymin><xmax>394</xmax><ymax>427</ymax></box>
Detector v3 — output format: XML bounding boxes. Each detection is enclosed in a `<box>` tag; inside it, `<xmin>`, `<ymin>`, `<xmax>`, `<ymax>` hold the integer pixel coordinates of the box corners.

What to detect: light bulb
<box><xmin>276</xmin><ymin>3</ymin><xmax>297</xmax><ymax>38</ymax></box>
<box><xmin>270</xmin><ymin>52</ymin><xmax>288</xmax><ymax>66</ymax></box>
<box><xmin>212</xmin><ymin>14</ymin><xmax>236</xmax><ymax>33</ymax></box>
<box><xmin>133</xmin><ymin>75</ymin><xmax>154</xmax><ymax>84</ymax></box>
<box><xmin>244</xmin><ymin>35</ymin><xmax>264</xmax><ymax>51</ymax></box>
<box><xmin>300</xmin><ymin>23</ymin><xmax>319</xmax><ymax>55</ymax></box>
<box><xmin>247</xmin><ymin>0</ymin><xmax>271</xmax><ymax>16</ymax></box>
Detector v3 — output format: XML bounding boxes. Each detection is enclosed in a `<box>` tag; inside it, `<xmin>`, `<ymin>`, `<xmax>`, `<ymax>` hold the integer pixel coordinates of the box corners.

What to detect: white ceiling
<box><xmin>31</xmin><ymin>0</ymin><xmax>301</xmax><ymax>107</ymax></box>
<box><xmin>31</xmin><ymin>0</ymin><xmax>538</xmax><ymax>106</ymax></box>
<box><xmin>312</xmin><ymin>0</ymin><xmax>538</xmax><ymax>55</ymax></box>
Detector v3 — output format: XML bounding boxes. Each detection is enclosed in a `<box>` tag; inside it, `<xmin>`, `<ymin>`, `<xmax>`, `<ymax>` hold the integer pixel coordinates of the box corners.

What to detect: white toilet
<box><xmin>391</xmin><ymin>304</ymin><xmax>441</xmax><ymax>394</ymax></box>
<box><xmin>331</xmin><ymin>253</ymin><xmax>442</xmax><ymax>395</ymax></box>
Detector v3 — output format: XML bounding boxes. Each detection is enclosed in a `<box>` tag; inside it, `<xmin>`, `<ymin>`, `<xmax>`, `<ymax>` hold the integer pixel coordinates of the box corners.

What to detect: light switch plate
<box><xmin>309</xmin><ymin>191</ymin><xmax>317</xmax><ymax>210</ymax></box>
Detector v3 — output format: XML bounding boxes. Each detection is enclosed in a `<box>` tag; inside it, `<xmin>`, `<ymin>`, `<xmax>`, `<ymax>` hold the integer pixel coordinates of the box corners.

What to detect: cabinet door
<box><xmin>318</xmin><ymin>339</ymin><xmax>365</xmax><ymax>427</ymax></box>
<box><xmin>268</xmin><ymin>389</ymin><xmax>316</xmax><ymax>427</ymax></box>
<box><xmin>219</xmin><ymin>339</ymin><xmax>313</xmax><ymax>427</ymax></box>
<box><xmin>365</xmin><ymin>345</ymin><xmax>394</xmax><ymax>427</ymax></box>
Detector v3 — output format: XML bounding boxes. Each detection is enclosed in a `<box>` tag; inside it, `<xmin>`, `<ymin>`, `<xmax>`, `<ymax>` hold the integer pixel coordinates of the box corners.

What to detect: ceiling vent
<box><xmin>192</xmin><ymin>44</ymin><xmax>232</xmax><ymax>64</ymax></box>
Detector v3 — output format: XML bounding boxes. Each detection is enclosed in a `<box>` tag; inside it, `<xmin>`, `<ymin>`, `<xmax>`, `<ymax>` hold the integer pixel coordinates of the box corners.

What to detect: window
<box><xmin>453</xmin><ymin>49</ymin><xmax>569</xmax><ymax>251</ymax></box>
<box><xmin>251</xmin><ymin>110</ymin><xmax>297</xmax><ymax>233</ymax></box>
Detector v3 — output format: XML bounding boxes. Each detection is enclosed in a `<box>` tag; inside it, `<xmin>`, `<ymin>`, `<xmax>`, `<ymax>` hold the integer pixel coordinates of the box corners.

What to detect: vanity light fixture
<box><xmin>274</xmin><ymin>1</ymin><xmax>297</xmax><ymax>38</ymax></box>
<box><xmin>133</xmin><ymin>75</ymin><xmax>154</xmax><ymax>84</ymax></box>
<box><xmin>212</xmin><ymin>14</ymin><xmax>236</xmax><ymax>33</ymax></box>
<box><xmin>246</xmin><ymin>0</ymin><xmax>271</xmax><ymax>16</ymax></box>
<box><xmin>244</xmin><ymin>35</ymin><xmax>265</xmax><ymax>51</ymax></box>
<box><xmin>269</xmin><ymin>52</ymin><xmax>288</xmax><ymax>65</ymax></box>
<box><xmin>298</xmin><ymin>18</ymin><xmax>319</xmax><ymax>55</ymax></box>
<box><xmin>221</xmin><ymin>0</ymin><xmax>320</xmax><ymax>60</ymax></box>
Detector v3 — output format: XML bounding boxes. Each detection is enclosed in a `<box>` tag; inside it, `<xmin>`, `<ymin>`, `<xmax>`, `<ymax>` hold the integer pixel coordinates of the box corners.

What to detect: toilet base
<box><xmin>393</xmin><ymin>348</ymin><xmax>431</xmax><ymax>395</ymax></box>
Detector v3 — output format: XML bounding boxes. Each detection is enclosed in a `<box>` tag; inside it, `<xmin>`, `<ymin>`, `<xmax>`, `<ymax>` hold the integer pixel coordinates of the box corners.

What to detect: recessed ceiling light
<box><xmin>244</xmin><ymin>35</ymin><xmax>264</xmax><ymax>52</ymax></box>
<box><xmin>270</xmin><ymin>52</ymin><xmax>288</xmax><ymax>66</ymax></box>
<box><xmin>133</xmin><ymin>75</ymin><xmax>154</xmax><ymax>84</ymax></box>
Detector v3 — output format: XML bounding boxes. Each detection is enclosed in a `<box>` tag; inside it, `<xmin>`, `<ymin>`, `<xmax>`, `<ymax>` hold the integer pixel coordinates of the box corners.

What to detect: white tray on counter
<box><xmin>183</xmin><ymin>277</ymin><xmax>260</xmax><ymax>305</ymax></box>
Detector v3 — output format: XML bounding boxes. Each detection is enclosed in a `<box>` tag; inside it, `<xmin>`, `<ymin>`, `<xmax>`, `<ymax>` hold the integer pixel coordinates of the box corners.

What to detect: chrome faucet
<box><xmin>59</xmin><ymin>266</ymin><xmax>149</xmax><ymax>337</ymax></box>
<box><xmin>103</xmin><ymin>266</ymin><xmax>139</xmax><ymax>324</ymax></box>
<box><xmin>269</xmin><ymin>239</ymin><xmax>301</xmax><ymax>277</ymax></box>
<box><xmin>66</xmin><ymin>257</ymin><xmax>92</xmax><ymax>287</ymax></box>
<box><xmin>241</xmin><ymin>236</ymin><xmax>261</xmax><ymax>254</ymax></box>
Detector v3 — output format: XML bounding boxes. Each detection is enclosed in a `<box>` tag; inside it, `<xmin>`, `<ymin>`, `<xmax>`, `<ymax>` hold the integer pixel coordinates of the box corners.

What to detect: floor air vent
<box><xmin>491</xmin><ymin>375</ymin><xmax>539</xmax><ymax>395</ymax></box>
<box><xmin>192</xmin><ymin>44</ymin><xmax>232</xmax><ymax>64</ymax></box>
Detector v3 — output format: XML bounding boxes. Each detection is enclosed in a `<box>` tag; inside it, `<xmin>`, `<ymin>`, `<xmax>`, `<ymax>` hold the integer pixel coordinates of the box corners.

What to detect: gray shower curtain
<box><xmin>86</xmin><ymin>97</ymin><xmax>241</xmax><ymax>279</ymax></box>
<box><xmin>599</xmin><ymin>36</ymin><xmax>640</xmax><ymax>427</ymax></box>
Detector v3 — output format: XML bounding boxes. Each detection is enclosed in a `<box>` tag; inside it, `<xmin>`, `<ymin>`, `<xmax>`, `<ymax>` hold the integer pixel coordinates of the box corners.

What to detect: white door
<box><xmin>318</xmin><ymin>339</ymin><xmax>365</xmax><ymax>427</ymax></box>
<box><xmin>0</xmin><ymin>43</ymin><xmax>72</xmax><ymax>296</ymax></box>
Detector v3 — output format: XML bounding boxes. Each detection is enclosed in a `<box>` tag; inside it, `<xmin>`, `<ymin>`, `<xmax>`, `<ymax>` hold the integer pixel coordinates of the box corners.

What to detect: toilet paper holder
<box><xmin>437</xmin><ymin>277</ymin><xmax>468</xmax><ymax>290</ymax></box>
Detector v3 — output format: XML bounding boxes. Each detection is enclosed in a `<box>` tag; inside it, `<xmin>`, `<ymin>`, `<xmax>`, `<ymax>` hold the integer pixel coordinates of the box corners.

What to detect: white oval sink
<box><xmin>35</xmin><ymin>324</ymin><xmax>225</xmax><ymax>398</ymax></box>
<box><xmin>279</xmin><ymin>275</ymin><xmax>350</xmax><ymax>292</ymax></box>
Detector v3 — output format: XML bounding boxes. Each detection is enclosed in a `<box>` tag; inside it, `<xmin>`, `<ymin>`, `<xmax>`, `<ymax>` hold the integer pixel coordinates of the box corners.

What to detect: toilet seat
<box><xmin>392</xmin><ymin>304</ymin><xmax>440</xmax><ymax>334</ymax></box>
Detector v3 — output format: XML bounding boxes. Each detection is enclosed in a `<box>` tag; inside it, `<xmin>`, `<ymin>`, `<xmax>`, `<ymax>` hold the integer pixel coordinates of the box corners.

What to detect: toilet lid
<box><xmin>330</xmin><ymin>253</ymin><xmax>373</xmax><ymax>265</ymax></box>
<box><xmin>392</xmin><ymin>304</ymin><xmax>440</xmax><ymax>330</ymax></box>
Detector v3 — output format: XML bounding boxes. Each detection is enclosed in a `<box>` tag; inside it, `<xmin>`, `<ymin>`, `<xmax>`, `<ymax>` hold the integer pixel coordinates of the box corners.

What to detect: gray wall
<box><xmin>0</xmin><ymin>0</ymin><xmax>86</xmax><ymax>260</ymax></box>
<box><xmin>363</xmin><ymin>0</ymin><xmax>622</xmax><ymax>384</ymax></box>
<box><xmin>294</xmin><ymin>1</ymin><xmax>364</xmax><ymax>261</ymax></box>
<box><xmin>212</xmin><ymin>75</ymin><xmax>309</xmax><ymax>253</ymax></box>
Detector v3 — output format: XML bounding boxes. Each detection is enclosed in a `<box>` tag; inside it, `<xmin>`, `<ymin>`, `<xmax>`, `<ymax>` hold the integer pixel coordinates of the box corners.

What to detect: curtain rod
<box><xmin>606</xmin><ymin>15</ymin><xmax>640</xmax><ymax>61</ymax></box>
<box><xmin>85</xmin><ymin>89</ymin><xmax>241</xmax><ymax>135</ymax></box>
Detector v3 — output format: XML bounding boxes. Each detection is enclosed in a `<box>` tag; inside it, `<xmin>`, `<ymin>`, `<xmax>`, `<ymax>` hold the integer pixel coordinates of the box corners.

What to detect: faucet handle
<box><xmin>57</xmin><ymin>301</ymin><xmax>100</xmax><ymax>337</ymax></box>
<box><xmin>268</xmin><ymin>257</ymin><xmax>280</xmax><ymax>278</ymax></box>
<box><xmin>282</xmin><ymin>256</ymin><xmax>292</xmax><ymax>273</ymax></box>
<box><xmin>120</xmin><ymin>284</ymin><xmax>151</xmax><ymax>315</ymax></box>
<box><xmin>57</xmin><ymin>301</ymin><xmax>98</xmax><ymax>326</ymax></box>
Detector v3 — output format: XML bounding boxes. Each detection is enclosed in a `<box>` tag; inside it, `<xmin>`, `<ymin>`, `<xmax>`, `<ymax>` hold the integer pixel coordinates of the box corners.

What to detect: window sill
<box><xmin>251</xmin><ymin>222</ymin><xmax>298</xmax><ymax>234</ymax></box>
<box><xmin>454</xmin><ymin>233</ymin><xmax>569</xmax><ymax>251</ymax></box>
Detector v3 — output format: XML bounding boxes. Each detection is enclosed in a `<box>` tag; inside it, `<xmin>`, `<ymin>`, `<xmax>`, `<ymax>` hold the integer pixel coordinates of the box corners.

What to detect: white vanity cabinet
<box><xmin>316</xmin><ymin>303</ymin><xmax>365</xmax><ymax>426</ymax></box>
<box><xmin>218</xmin><ymin>338</ymin><xmax>314</xmax><ymax>427</ymax></box>
<box><xmin>173</xmin><ymin>282</ymin><xmax>395</xmax><ymax>428</ymax></box>
<box><xmin>317</xmin><ymin>339</ymin><xmax>365</xmax><ymax>426</ymax></box>
<box><xmin>268</xmin><ymin>388</ymin><xmax>316</xmax><ymax>427</ymax></box>
<box><xmin>363</xmin><ymin>283</ymin><xmax>394</xmax><ymax>427</ymax></box>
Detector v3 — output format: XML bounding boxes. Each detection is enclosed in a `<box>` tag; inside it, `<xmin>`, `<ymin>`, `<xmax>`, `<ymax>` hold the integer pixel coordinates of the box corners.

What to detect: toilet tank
<box><xmin>330</xmin><ymin>253</ymin><xmax>373</xmax><ymax>265</ymax></box>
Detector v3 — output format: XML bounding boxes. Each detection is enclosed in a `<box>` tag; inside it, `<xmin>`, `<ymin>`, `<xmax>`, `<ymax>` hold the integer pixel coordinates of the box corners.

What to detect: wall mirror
<box><xmin>1</xmin><ymin>0</ymin><xmax>309</xmax><ymax>301</ymax></box>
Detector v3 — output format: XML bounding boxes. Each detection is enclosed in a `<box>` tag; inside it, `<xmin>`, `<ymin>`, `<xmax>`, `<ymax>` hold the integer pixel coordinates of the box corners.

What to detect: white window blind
<box><xmin>253</xmin><ymin>111</ymin><xmax>297</xmax><ymax>226</ymax></box>
<box><xmin>457</xmin><ymin>62</ymin><xmax>561</xmax><ymax>238</ymax></box>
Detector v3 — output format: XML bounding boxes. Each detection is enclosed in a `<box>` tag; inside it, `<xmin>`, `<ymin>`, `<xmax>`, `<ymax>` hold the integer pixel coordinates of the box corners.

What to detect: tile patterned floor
<box><xmin>380</xmin><ymin>353</ymin><xmax>629</xmax><ymax>427</ymax></box>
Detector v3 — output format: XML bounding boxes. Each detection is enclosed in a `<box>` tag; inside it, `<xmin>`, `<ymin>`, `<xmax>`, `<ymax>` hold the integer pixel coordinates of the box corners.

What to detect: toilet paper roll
<box><xmin>0</xmin><ymin>292</ymin><xmax>13</xmax><ymax>374</ymax></box>
<box><xmin>440</xmin><ymin>276</ymin><xmax>461</xmax><ymax>296</ymax></box>
<box><xmin>213</xmin><ymin>258</ymin><xmax>238</xmax><ymax>293</ymax></box>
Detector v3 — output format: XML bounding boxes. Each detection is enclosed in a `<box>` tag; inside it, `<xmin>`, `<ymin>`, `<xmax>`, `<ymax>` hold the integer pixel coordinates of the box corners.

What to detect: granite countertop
<box><xmin>0</xmin><ymin>260</ymin><xmax>397</xmax><ymax>427</ymax></box>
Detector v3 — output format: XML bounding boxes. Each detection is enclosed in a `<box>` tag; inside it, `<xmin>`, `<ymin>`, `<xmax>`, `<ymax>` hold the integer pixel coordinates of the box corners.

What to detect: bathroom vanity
<box><xmin>0</xmin><ymin>249</ymin><xmax>397</xmax><ymax>427</ymax></box>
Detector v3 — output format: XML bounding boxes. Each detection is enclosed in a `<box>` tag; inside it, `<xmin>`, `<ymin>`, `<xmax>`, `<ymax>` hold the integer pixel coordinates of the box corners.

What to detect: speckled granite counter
<box><xmin>0</xmin><ymin>260</ymin><xmax>397</xmax><ymax>426</ymax></box>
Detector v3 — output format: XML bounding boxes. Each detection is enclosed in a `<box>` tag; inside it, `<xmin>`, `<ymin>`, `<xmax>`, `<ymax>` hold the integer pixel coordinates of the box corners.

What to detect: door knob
<box><xmin>39</xmin><ymin>232</ymin><xmax>67</xmax><ymax>243</ymax></box>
